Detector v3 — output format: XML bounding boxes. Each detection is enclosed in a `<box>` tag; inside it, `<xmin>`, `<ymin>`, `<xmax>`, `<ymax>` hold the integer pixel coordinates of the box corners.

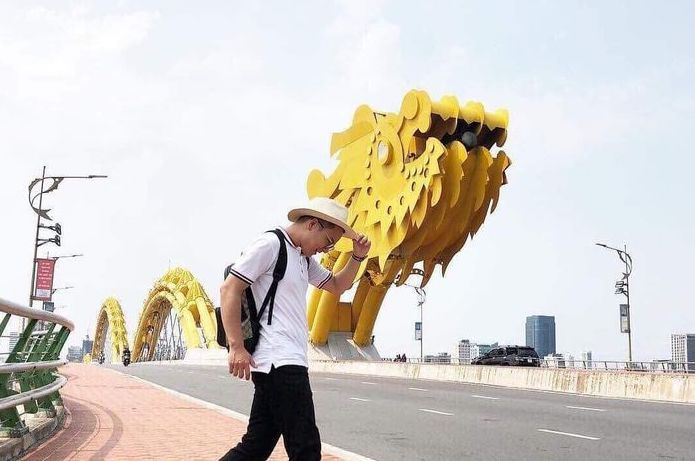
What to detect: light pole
<box><xmin>27</xmin><ymin>167</ymin><xmax>106</xmax><ymax>308</ymax></box>
<box><xmin>51</xmin><ymin>286</ymin><xmax>74</xmax><ymax>295</ymax></box>
<box><xmin>596</xmin><ymin>242</ymin><xmax>634</xmax><ymax>362</ymax></box>
<box><xmin>402</xmin><ymin>268</ymin><xmax>426</xmax><ymax>362</ymax></box>
<box><xmin>414</xmin><ymin>286</ymin><xmax>425</xmax><ymax>362</ymax></box>
<box><xmin>49</xmin><ymin>254</ymin><xmax>84</xmax><ymax>261</ymax></box>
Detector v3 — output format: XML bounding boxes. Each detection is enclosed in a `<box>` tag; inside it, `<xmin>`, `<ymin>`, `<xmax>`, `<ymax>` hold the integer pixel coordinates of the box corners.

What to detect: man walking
<box><xmin>219</xmin><ymin>197</ymin><xmax>370</xmax><ymax>461</ymax></box>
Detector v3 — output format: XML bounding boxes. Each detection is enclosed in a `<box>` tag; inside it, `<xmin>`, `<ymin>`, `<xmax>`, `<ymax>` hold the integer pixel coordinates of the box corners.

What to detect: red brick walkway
<box><xmin>22</xmin><ymin>364</ymin><xmax>342</xmax><ymax>460</ymax></box>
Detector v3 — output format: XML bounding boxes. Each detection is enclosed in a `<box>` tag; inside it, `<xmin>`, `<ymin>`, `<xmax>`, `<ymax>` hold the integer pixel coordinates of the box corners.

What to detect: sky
<box><xmin>1</xmin><ymin>0</ymin><xmax>693</xmax><ymax>361</ymax></box>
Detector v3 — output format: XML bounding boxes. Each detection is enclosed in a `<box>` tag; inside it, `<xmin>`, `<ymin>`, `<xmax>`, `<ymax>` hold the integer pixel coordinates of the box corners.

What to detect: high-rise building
<box><xmin>525</xmin><ymin>315</ymin><xmax>556</xmax><ymax>359</ymax></box>
<box><xmin>671</xmin><ymin>334</ymin><xmax>695</xmax><ymax>373</ymax></box>
<box><xmin>82</xmin><ymin>335</ymin><xmax>93</xmax><ymax>356</ymax></box>
<box><xmin>456</xmin><ymin>339</ymin><xmax>472</xmax><ymax>363</ymax></box>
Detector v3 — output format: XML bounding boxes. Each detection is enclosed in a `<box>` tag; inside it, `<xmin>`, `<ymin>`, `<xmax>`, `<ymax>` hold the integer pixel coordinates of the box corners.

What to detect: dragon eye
<box><xmin>377</xmin><ymin>141</ymin><xmax>390</xmax><ymax>164</ymax></box>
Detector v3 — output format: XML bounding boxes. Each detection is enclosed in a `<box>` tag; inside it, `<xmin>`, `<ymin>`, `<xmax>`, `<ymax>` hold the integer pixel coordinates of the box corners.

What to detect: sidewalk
<box><xmin>22</xmin><ymin>364</ymin><xmax>343</xmax><ymax>460</ymax></box>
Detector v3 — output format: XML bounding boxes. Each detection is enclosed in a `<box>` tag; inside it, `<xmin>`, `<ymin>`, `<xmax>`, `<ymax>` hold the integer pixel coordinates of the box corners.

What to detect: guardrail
<box><xmin>0</xmin><ymin>297</ymin><xmax>73</xmax><ymax>437</ymax></box>
<box><xmin>381</xmin><ymin>357</ymin><xmax>695</xmax><ymax>373</ymax></box>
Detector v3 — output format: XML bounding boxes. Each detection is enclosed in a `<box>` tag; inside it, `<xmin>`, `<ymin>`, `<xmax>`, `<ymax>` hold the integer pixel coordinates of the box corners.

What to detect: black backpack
<box><xmin>215</xmin><ymin>229</ymin><xmax>288</xmax><ymax>354</ymax></box>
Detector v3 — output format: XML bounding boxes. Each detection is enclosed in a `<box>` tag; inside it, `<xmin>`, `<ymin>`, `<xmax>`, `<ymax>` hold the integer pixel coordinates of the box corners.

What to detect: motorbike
<box><xmin>122</xmin><ymin>350</ymin><xmax>131</xmax><ymax>367</ymax></box>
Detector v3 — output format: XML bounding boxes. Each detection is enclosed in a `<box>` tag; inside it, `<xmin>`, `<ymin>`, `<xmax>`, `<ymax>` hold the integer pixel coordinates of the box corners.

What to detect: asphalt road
<box><xmin>111</xmin><ymin>363</ymin><xmax>695</xmax><ymax>460</ymax></box>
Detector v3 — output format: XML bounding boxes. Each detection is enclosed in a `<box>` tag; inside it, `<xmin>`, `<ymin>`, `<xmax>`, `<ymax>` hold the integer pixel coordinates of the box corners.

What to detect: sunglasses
<box><xmin>317</xmin><ymin>220</ymin><xmax>336</xmax><ymax>251</ymax></box>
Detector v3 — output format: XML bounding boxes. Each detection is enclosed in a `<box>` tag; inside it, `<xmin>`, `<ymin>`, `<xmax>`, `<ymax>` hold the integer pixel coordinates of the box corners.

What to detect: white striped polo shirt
<box><xmin>229</xmin><ymin>227</ymin><xmax>332</xmax><ymax>373</ymax></box>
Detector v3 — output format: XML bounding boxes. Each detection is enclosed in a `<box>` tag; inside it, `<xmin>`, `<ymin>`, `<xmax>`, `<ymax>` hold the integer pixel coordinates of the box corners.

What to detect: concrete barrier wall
<box><xmin>308</xmin><ymin>361</ymin><xmax>695</xmax><ymax>404</ymax></box>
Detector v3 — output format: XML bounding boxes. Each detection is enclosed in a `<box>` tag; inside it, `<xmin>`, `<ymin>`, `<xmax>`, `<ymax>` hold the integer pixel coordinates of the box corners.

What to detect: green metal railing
<box><xmin>0</xmin><ymin>297</ymin><xmax>73</xmax><ymax>437</ymax></box>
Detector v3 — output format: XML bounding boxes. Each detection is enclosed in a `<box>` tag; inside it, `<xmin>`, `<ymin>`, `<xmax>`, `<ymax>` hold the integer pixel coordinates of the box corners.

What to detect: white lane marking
<box><xmin>471</xmin><ymin>394</ymin><xmax>499</xmax><ymax>400</ymax></box>
<box><xmin>408</xmin><ymin>387</ymin><xmax>428</xmax><ymax>392</ymax></box>
<box><xmin>349</xmin><ymin>397</ymin><xmax>371</xmax><ymax>402</ymax></box>
<box><xmin>361</xmin><ymin>381</ymin><xmax>377</xmax><ymax>385</ymax></box>
<box><xmin>419</xmin><ymin>408</ymin><xmax>454</xmax><ymax>416</ymax></box>
<box><xmin>324</xmin><ymin>377</ymin><xmax>339</xmax><ymax>381</ymax></box>
<box><xmin>537</xmin><ymin>429</ymin><xmax>600</xmax><ymax>441</ymax></box>
<box><xmin>566</xmin><ymin>405</ymin><xmax>606</xmax><ymax>412</ymax></box>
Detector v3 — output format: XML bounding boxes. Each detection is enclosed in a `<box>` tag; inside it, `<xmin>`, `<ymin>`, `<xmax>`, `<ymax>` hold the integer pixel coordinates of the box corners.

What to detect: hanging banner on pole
<box><xmin>415</xmin><ymin>321</ymin><xmax>422</xmax><ymax>340</ymax></box>
<box><xmin>34</xmin><ymin>258</ymin><xmax>56</xmax><ymax>301</ymax></box>
<box><xmin>619</xmin><ymin>303</ymin><xmax>630</xmax><ymax>333</ymax></box>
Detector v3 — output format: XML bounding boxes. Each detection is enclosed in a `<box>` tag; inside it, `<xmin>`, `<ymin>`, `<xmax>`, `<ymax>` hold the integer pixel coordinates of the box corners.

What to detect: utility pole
<box><xmin>596</xmin><ymin>242</ymin><xmax>634</xmax><ymax>362</ymax></box>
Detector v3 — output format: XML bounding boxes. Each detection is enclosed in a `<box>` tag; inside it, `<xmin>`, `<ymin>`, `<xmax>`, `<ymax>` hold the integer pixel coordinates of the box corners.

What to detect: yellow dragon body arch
<box><xmin>92</xmin><ymin>297</ymin><xmax>129</xmax><ymax>363</ymax></box>
<box><xmin>131</xmin><ymin>267</ymin><xmax>219</xmax><ymax>362</ymax></box>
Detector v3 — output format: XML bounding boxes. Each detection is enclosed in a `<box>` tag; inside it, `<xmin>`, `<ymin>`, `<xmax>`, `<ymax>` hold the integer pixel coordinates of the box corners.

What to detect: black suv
<box><xmin>471</xmin><ymin>346</ymin><xmax>540</xmax><ymax>367</ymax></box>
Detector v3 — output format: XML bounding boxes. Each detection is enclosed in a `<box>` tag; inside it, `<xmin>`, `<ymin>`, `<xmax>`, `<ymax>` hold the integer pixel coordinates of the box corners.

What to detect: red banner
<box><xmin>34</xmin><ymin>258</ymin><xmax>56</xmax><ymax>301</ymax></box>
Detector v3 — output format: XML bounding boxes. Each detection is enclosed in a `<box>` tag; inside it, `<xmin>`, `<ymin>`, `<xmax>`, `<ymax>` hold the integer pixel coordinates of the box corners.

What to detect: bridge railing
<box><xmin>0</xmin><ymin>297</ymin><xmax>73</xmax><ymax>437</ymax></box>
<box><xmin>381</xmin><ymin>356</ymin><xmax>695</xmax><ymax>373</ymax></box>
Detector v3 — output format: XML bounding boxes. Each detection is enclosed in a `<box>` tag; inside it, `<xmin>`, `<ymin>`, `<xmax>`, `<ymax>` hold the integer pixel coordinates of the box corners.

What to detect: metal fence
<box><xmin>0</xmin><ymin>297</ymin><xmax>73</xmax><ymax>437</ymax></box>
<box><xmin>381</xmin><ymin>356</ymin><xmax>695</xmax><ymax>373</ymax></box>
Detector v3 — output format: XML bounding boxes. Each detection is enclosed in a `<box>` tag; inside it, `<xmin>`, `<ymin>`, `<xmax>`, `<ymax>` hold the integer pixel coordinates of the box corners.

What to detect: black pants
<box><xmin>219</xmin><ymin>365</ymin><xmax>321</xmax><ymax>461</ymax></box>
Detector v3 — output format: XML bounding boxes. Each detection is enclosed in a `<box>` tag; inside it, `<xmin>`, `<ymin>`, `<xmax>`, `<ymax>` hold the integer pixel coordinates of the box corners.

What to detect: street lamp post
<box><xmin>414</xmin><ymin>286</ymin><xmax>426</xmax><ymax>362</ymax></box>
<box><xmin>27</xmin><ymin>167</ymin><xmax>106</xmax><ymax>308</ymax></box>
<box><xmin>402</xmin><ymin>268</ymin><xmax>426</xmax><ymax>362</ymax></box>
<box><xmin>596</xmin><ymin>242</ymin><xmax>634</xmax><ymax>362</ymax></box>
<box><xmin>51</xmin><ymin>286</ymin><xmax>75</xmax><ymax>295</ymax></box>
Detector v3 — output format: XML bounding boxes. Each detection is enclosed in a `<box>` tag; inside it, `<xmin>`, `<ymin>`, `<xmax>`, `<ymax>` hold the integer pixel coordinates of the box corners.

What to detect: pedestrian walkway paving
<box><xmin>22</xmin><ymin>364</ymin><xmax>343</xmax><ymax>460</ymax></box>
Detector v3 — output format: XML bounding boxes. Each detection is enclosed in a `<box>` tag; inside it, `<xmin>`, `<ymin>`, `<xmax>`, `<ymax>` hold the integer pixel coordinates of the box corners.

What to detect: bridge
<box><xmin>3</xmin><ymin>290</ymin><xmax>695</xmax><ymax>460</ymax></box>
<box><xmin>3</xmin><ymin>90</ymin><xmax>694</xmax><ymax>460</ymax></box>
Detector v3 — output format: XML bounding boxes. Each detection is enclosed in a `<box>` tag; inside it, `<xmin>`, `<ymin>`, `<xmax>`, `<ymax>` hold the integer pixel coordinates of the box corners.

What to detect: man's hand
<box><xmin>228</xmin><ymin>345</ymin><xmax>256</xmax><ymax>380</ymax></box>
<box><xmin>352</xmin><ymin>233</ymin><xmax>371</xmax><ymax>258</ymax></box>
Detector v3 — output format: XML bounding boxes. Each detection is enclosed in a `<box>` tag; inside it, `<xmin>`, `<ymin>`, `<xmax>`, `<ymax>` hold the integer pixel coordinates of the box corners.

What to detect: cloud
<box><xmin>0</xmin><ymin>4</ymin><xmax>158</xmax><ymax>102</ymax></box>
<box><xmin>323</xmin><ymin>0</ymin><xmax>405</xmax><ymax>100</ymax></box>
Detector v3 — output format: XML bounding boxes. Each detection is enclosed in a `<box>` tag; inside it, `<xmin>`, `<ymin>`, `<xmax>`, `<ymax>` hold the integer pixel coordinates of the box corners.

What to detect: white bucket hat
<box><xmin>288</xmin><ymin>197</ymin><xmax>358</xmax><ymax>240</ymax></box>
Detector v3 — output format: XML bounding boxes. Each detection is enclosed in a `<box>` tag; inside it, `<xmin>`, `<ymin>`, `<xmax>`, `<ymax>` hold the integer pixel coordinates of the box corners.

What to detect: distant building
<box><xmin>526</xmin><ymin>315</ymin><xmax>556</xmax><ymax>359</ymax></box>
<box><xmin>456</xmin><ymin>340</ymin><xmax>472</xmax><ymax>363</ymax></box>
<box><xmin>82</xmin><ymin>335</ymin><xmax>93</xmax><ymax>356</ymax></box>
<box><xmin>671</xmin><ymin>334</ymin><xmax>695</xmax><ymax>373</ymax></box>
<box><xmin>455</xmin><ymin>340</ymin><xmax>496</xmax><ymax>363</ymax></box>
<box><xmin>580</xmin><ymin>351</ymin><xmax>593</xmax><ymax>369</ymax></box>
<box><xmin>544</xmin><ymin>353</ymin><xmax>565</xmax><ymax>368</ymax></box>
<box><xmin>424</xmin><ymin>352</ymin><xmax>451</xmax><ymax>364</ymax></box>
<box><xmin>67</xmin><ymin>346</ymin><xmax>83</xmax><ymax>362</ymax></box>
<box><xmin>650</xmin><ymin>359</ymin><xmax>677</xmax><ymax>372</ymax></box>
<box><xmin>472</xmin><ymin>343</ymin><xmax>494</xmax><ymax>359</ymax></box>
<box><xmin>8</xmin><ymin>331</ymin><xmax>20</xmax><ymax>354</ymax></box>
<box><xmin>563</xmin><ymin>353</ymin><xmax>575</xmax><ymax>368</ymax></box>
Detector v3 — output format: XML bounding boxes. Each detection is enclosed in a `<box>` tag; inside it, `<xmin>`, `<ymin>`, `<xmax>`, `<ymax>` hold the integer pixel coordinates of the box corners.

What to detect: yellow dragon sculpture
<box><xmin>307</xmin><ymin>90</ymin><xmax>511</xmax><ymax>346</ymax></box>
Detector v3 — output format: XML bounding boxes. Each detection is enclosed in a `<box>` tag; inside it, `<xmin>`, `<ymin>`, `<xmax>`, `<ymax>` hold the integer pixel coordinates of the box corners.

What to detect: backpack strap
<box><xmin>256</xmin><ymin>229</ymin><xmax>288</xmax><ymax>326</ymax></box>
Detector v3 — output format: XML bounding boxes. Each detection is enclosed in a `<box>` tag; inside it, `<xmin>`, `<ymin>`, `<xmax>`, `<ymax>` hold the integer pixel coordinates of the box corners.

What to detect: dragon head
<box><xmin>307</xmin><ymin>90</ymin><xmax>510</xmax><ymax>288</ymax></box>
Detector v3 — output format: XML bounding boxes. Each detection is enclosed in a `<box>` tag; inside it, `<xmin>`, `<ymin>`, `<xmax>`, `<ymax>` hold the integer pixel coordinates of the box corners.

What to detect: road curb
<box><xmin>110</xmin><ymin>367</ymin><xmax>375</xmax><ymax>461</ymax></box>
